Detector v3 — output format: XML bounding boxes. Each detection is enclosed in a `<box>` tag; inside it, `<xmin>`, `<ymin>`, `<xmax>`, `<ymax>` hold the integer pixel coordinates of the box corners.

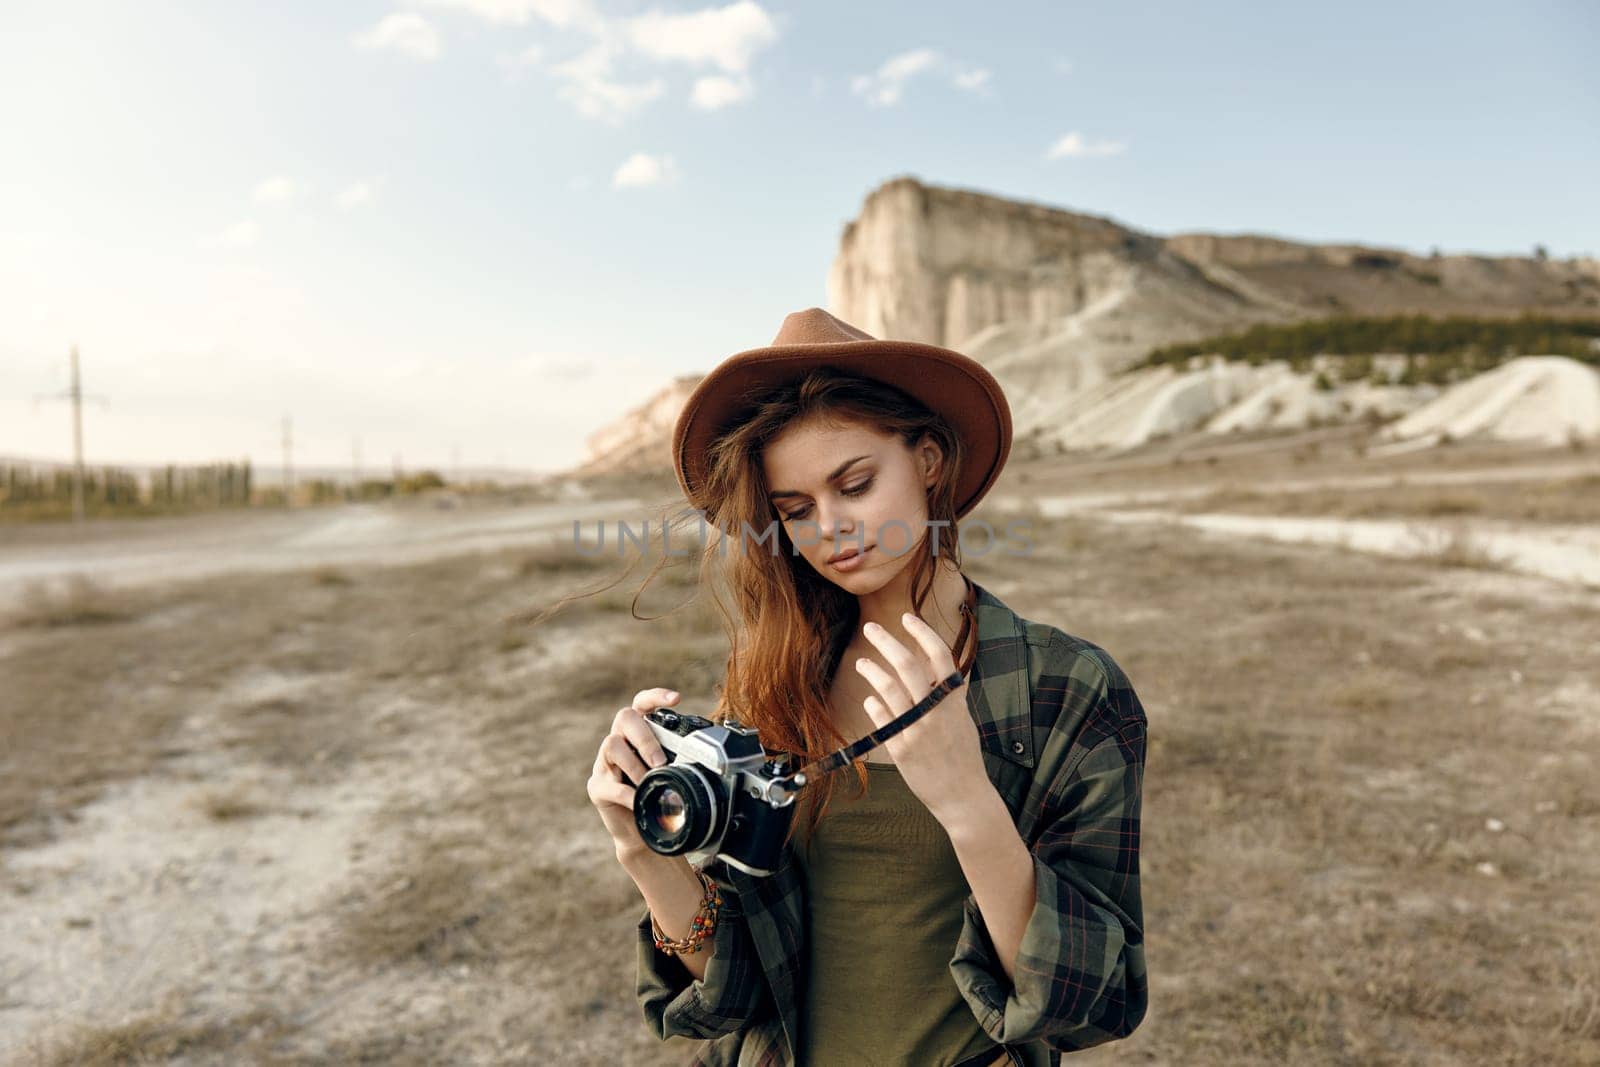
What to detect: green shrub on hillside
<box><xmin>1138</xmin><ymin>313</ymin><xmax>1600</xmax><ymax>380</ymax></box>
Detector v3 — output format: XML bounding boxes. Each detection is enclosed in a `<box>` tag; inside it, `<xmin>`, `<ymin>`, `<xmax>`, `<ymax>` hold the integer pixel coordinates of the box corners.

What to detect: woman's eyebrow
<box><xmin>768</xmin><ymin>454</ymin><xmax>872</xmax><ymax>500</ymax></box>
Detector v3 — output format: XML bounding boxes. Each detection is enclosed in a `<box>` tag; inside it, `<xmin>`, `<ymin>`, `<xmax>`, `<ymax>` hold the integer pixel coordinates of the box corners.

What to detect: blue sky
<box><xmin>3</xmin><ymin>0</ymin><xmax>1596</xmax><ymax>474</ymax></box>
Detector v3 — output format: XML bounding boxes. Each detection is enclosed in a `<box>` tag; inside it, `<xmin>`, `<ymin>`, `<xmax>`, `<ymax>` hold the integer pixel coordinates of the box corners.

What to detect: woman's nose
<box><xmin>817</xmin><ymin>501</ymin><xmax>855</xmax><ymax>541</ymax></box>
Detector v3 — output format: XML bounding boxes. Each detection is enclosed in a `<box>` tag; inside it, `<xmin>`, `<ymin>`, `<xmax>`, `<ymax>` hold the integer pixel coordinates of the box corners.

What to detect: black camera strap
<box><xmin>787</xmin><ymin>667</ymin><xmax>968</xmax><ymax>781</ymax></box>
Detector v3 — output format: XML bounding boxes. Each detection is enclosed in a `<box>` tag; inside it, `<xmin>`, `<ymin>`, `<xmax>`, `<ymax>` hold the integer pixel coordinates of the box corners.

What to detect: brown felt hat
<box><xmin>671</xmin><ymin>306</ymin><xmax>1012</xmax><ymax>520</ymax></box>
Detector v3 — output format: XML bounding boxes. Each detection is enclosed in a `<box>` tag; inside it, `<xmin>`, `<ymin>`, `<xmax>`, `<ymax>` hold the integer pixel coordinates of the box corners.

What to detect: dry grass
<box><xmin>22</xmin><ymin>999</ymin><xmax>289</xmax><ymax>1066</ymax></box>
<box><xmin>189</xmin><ymin>786</ymin><xmax>272</xmax><ymax>821</ymax></box>
<box><xmin>4</xmin><ymin>501</ymin><xmax>1597</xmax><ymax>1064</ymax></box>
<box><xmin>5</xmin><ymin>574</ymin><xmax>143</xmax><ymax>629</ymax></box>
<box><xmin>1402</xmin><ymin>520</ymin><xmax>1510</xmax><ymax>570</ymax></box>
<box><xmin>1176</xmin><ymin>472</ymin><xmax>1600</xmax><ymax>525</ymax></box>
<box><xmin>0</xmin><ymin>590</ymin><xmax>219</xmax><ymax>850</ymax></box>
<box><xmin>308</xmin><ymin>565</ymin><xmax>353</xmax><ymax>586</ymax></box>
<box><xmin>20</xmin><ymin>1000</ymin><xmax>453</xmax><ymax>1066</ymax></box>
<box><xmin>3</xmin><ymin>540</ymin><xmax>677</xmax><ymax>1063</ymax></box>
<box><xmin>1026</xmin><ymin>521</ymin><xmax>1600</xmax><ymax>1066</ymax></box>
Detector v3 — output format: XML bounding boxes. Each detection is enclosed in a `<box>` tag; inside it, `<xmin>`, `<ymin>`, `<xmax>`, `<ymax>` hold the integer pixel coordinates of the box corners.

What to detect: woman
<box><xmin>585</xmin><ymin>308</ymin><xmax>1149</xmax><ymax>1067</ymax></box>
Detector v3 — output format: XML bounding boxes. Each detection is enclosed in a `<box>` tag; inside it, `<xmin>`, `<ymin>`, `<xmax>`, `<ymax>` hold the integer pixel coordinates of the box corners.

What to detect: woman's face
<box><xmin>760</xmin><ymin>416</ymin><xmax>941</xmax><ymax>590</ymax></box>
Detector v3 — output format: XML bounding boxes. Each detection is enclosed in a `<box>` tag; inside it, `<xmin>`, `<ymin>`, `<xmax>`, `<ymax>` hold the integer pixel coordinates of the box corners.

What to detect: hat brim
<box><xmin>672</xmin><ymin>337</ymin><xmax>1013</xmax><ymax>524</ymax></box>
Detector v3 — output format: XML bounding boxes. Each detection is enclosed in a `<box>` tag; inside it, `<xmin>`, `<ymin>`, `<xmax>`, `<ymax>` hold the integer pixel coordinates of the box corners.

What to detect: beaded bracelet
<box><xmin>651</xmin><ymin>866</ymin><xmax>723</xmax><ymax>956</ymax></box>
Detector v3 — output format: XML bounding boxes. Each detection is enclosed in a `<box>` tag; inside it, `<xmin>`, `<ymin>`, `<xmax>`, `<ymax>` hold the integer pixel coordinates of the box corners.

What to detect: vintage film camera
<box><xmin>632</xmin><ymin>706</ymin><xmax>806</xmax><ymax>877</ymax></box>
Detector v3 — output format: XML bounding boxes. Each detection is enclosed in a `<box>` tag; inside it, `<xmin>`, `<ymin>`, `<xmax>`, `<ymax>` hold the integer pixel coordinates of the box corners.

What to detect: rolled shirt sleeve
<box><xmin>636</xmin><ymin>865</ymin><xmax>776</xmax><ymax>1041</ymax></box>
<box><xmin>949</xmin><ymin>690</ymin><xmax>1149</xmax><ymax>1051</ymax></box>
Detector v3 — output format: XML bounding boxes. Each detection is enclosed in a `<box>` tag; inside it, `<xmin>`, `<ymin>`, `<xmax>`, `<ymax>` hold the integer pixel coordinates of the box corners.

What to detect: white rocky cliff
<box><xmin>573</xmin><ymin>175</ymin><xmax>1600</xmax><ymax>475</ymax></box>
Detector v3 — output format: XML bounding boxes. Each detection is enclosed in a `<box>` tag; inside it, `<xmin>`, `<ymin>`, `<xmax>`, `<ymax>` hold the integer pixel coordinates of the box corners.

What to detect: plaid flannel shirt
<box><xmin>635</xmin><ymin>579</ymin><xmax>1149</xmax><ymax>1066</ymax></box>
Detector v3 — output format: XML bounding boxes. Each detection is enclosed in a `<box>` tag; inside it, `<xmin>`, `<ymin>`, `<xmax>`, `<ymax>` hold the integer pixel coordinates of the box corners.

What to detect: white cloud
<box><xmin>611</xmin><ymin>152</ymin><xmax>679</xmax><ymax>189</ymax></box>
<box><xmin>200</xmin><ymin>220</ymin><xmax>260</xmax><ymax>249</ymax></box>
<box><xmin>953</xmin><ymin>67</ymin><xmax>991</xmax><ymax>92</ymax></box>
<box><xmin>622</xmin><ymin>1</ymin><xmax>779</xmax><ymax>74</ymax></box>
<box><xmin>404</xmin><ymin>0</ymin><xmax>779</xmax><ymax>119</ymax></box>
<box><xmin>495</xmin><ymin>43</ymin><xmax>544</xmax><ymax>82</ymax></box>
<box><xmin>850</xmin><ymin>48</ymin><xmax>988</xmax><ymax>107</ymax></box>
<box><xmin>548</xmin><ymin>39</ymin><xmax>666</xmax><ymax>124</ymax></box>
<box><xmin>690</xmin><ymin>74</ymin><xmax>752</xmax><ymax>110</ymax></box>
<box><xmin>252</xmin><ymin>176</ymin><xmax>298</xmax><ymax>205</ymax></box>
<box><xmin>338</xmin><ymin>182</ymin><xmax>372</xmax><ymax>209</ymax></box>
<box><xmin>405</xmin><ymin>0</ymin><xmax>603</xmax><ymax>32</ymax></box>
<box><xmin>853</xmin><ymin>47</ymin><xmax>941</xmax><ymax>107</ymax></box>
<box><xmin>1045</xmin><ymin>132</ymin><xmax>1127</xmax><ymax>159</ymax></box>
<box><xmin>352</xmin><ymin>13</ymin><xmax>441</xmax><ymax>61</ymax></box>
<box><xmin>336</xmin><ymin>175</ymin><xmax>388</xmax><ymax>209</ymax></box>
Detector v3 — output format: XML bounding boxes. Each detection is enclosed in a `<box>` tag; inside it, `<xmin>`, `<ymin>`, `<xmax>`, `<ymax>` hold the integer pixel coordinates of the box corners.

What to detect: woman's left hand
<box><xmin>854</xmin><ymin>613</ymin><xmax>991</xmax><ymax>827</ymax></box>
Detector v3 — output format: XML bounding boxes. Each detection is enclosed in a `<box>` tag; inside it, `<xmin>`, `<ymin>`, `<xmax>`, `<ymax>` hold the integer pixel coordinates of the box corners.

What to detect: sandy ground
<box><xmin>1001</xmin><ymin>455</ymin><xmax>1600</xmax><ymax>510</ymax></box>
<box><xmin>996</xmin><ymin>444</ymin><xmax>1600</xmax><ymax>587</ymax></box>
<box><xmin>1051</xmin><ymin>509</ymin><xmax>1600</xmax><ymax>587</ymax></box>
<box><xmin>2</xmin><ymin>433</ymin><xmax>1597</xmax><ymax>1065</ymax></box>
<box><xmin>2</xmin><ymin>545</ymin><xmax>632</xmax><ymax>1065</ymax></box>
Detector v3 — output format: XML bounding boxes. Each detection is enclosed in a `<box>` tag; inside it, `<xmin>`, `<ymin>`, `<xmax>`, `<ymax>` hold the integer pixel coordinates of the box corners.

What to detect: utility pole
<box><xmin>451</xmin><ymin>441</ymin><xmax>461</xmax><ymax>485</ymax></box>
<box><xmin>32</xmin><ymin>344</ymin><xmax>107</xmax><ymax>524</ymax></box>
<box><xmin>281</xmin><ymin>415</ymin><xmax>294</xmax><ymax>508</ymax></box>
<box><xmin>69</xmin><ymin>347</ymin><xmax>87</xmax><ymax>522</ymax></box>
<box><xmin>351</xmin><ymin>436</ymin><xmax>362</xmax><ymax>496</ymax></box>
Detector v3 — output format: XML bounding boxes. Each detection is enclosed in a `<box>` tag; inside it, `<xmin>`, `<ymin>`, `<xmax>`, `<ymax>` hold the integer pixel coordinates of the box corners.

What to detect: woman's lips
<box><xmin>829</xmin><ymin>545</ymin><xmax>873</xmax><ymax>571</ymax></box>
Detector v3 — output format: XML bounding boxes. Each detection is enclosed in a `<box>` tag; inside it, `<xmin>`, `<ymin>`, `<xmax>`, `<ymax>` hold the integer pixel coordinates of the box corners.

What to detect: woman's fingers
<box><xmin>588</xmin><ymin>688</ymin><xmax>677</xmax><ymax>834</ymax></box>
<box><xmin>591</xmin><ymin>693</ymin><xmax>682</xmax><ymax>856</ymax></box>
<box><xmin>860</xmin><ymin>692</ymin><xmax>890</xmax><ymax>728</ymax></box>
<box><xmin>899</xmin><ymin>613</ymin><xmax>957</xmax><ymax>677</ymax></box>
<box><xmin>631</xmin><ymin>687</ymin><xmax>680</xmax><ymax>714</ymax></box>
<box><xmin>592</xmin><ymin>774</ymin><xmax>636</xmax><ymax>811</ymax></box>
<box><xmin>615</xmin><ymin>702</ymin><xmax>672</xmax><ymax>771</ymax></box>
<box><xmin>587</xmin><ymin>744</ymin><xmax>637</xmax><ymax>809</ymax></box>
<box><xmin>854</xmin><ymin>655</ymin><xmax>909</xmax><ymax>711</ymax></box>
<box><xmin>602</xmin><ymin>731</ymin><xmax>652</xmax><ymax>786</ymax></box>
<box><xmin>861</xmin><ymin>622</ymin><xmax>936</xmax><ymax>697</ymax></box>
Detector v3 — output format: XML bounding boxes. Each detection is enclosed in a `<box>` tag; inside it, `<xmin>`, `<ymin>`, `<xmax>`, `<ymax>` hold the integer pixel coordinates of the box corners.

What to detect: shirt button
<box><xmin>1011</xmin><ymin>741</ymin><xmax>1025</xmax><ymax>754</ymax></box>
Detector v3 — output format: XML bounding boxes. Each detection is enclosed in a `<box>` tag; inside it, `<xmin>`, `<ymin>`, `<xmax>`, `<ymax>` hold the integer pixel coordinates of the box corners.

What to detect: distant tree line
<box><xmin>1</xmin><ymin>459</ymin><xmax>449</xmax><ymax>522</ymax></box>
<box><xmin>292</xmin><ymin>470</ymin><xmax>445</xmax><ymax>505</ymax></box>
<box><xmin>2</xmin><ymin>464</ymin><xmax>148</xmax><ymax>509</ymax></box>
<box><xmin>1138</xmin><ymin>313</ymin><xmax>1600</xmax><ymax>385</ymax></box>
<box><xmin>148</xmin><ymin>461</ymin><xmax>254</xmax><ymax>507</ymax></box>
<box><xmin>1</xmin><ymin>461</ymin><xmax>254</xmax><ymax>518</ymax></box>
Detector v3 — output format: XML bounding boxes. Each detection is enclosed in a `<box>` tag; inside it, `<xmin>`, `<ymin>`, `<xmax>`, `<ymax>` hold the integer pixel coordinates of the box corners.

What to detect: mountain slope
<box><xmin>576</xmin><ymin>176</ymin><xmax>1600</xmax><ymax>474</ymax></box>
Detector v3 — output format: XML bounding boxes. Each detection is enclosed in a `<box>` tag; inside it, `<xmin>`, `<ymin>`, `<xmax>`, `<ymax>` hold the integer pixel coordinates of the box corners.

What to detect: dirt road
<box><xmin>0</xmin><ymin>495</ymin><xmax>645</xmax><ymax>610</ymax></box>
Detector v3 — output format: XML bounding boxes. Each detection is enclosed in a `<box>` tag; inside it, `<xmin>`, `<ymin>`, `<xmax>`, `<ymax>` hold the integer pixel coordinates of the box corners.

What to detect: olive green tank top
<box><xmin>793</xmin><ymin>760</ymin><xmax>1001</xmax><ymax>1067</ymax></box>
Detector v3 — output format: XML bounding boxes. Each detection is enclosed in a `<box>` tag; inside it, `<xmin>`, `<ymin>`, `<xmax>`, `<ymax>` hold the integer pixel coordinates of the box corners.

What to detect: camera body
<box><xmin>633</xmin><ymin>707</ymin><xmax>804</xmax><ymax>876</ymax></box>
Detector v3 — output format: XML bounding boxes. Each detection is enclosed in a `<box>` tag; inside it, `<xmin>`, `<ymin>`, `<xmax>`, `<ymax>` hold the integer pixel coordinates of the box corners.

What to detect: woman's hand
<box><xmin>854</xmin><ymin>614</ymin><xmax>991</xmax><ymax>827</ymax></box>
<box><xmin>587</xmin><ymin>686</ymin><xmax>679</xmax><ymax>861</ymax></box>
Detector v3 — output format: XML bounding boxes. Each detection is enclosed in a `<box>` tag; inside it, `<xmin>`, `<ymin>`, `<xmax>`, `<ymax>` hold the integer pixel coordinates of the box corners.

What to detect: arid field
<box><xmin>2</xmin><ymin>430</ymin><xmax>1597</xmax><ymax>1066</ymax></box>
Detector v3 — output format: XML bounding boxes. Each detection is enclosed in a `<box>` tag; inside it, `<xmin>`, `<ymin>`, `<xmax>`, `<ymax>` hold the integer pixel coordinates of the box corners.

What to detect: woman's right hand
<box><xmin>588</xmin><ymin>687</ymin><xmax>679</xmax><ymax>860</ymax></box>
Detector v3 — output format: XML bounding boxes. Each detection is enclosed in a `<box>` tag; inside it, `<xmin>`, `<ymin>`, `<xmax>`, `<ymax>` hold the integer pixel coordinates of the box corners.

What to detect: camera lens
<box><xmin>633</xmin><ymin>765</ymin><xmax>722</xmax><ymax>856</ymax></box>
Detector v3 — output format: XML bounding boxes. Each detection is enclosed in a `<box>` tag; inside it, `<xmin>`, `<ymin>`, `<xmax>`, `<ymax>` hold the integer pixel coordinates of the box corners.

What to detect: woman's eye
<box><xmin>780</xmin><ymin>479</ymin><xmax>873</xmax><ymax>522</ymax></box>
